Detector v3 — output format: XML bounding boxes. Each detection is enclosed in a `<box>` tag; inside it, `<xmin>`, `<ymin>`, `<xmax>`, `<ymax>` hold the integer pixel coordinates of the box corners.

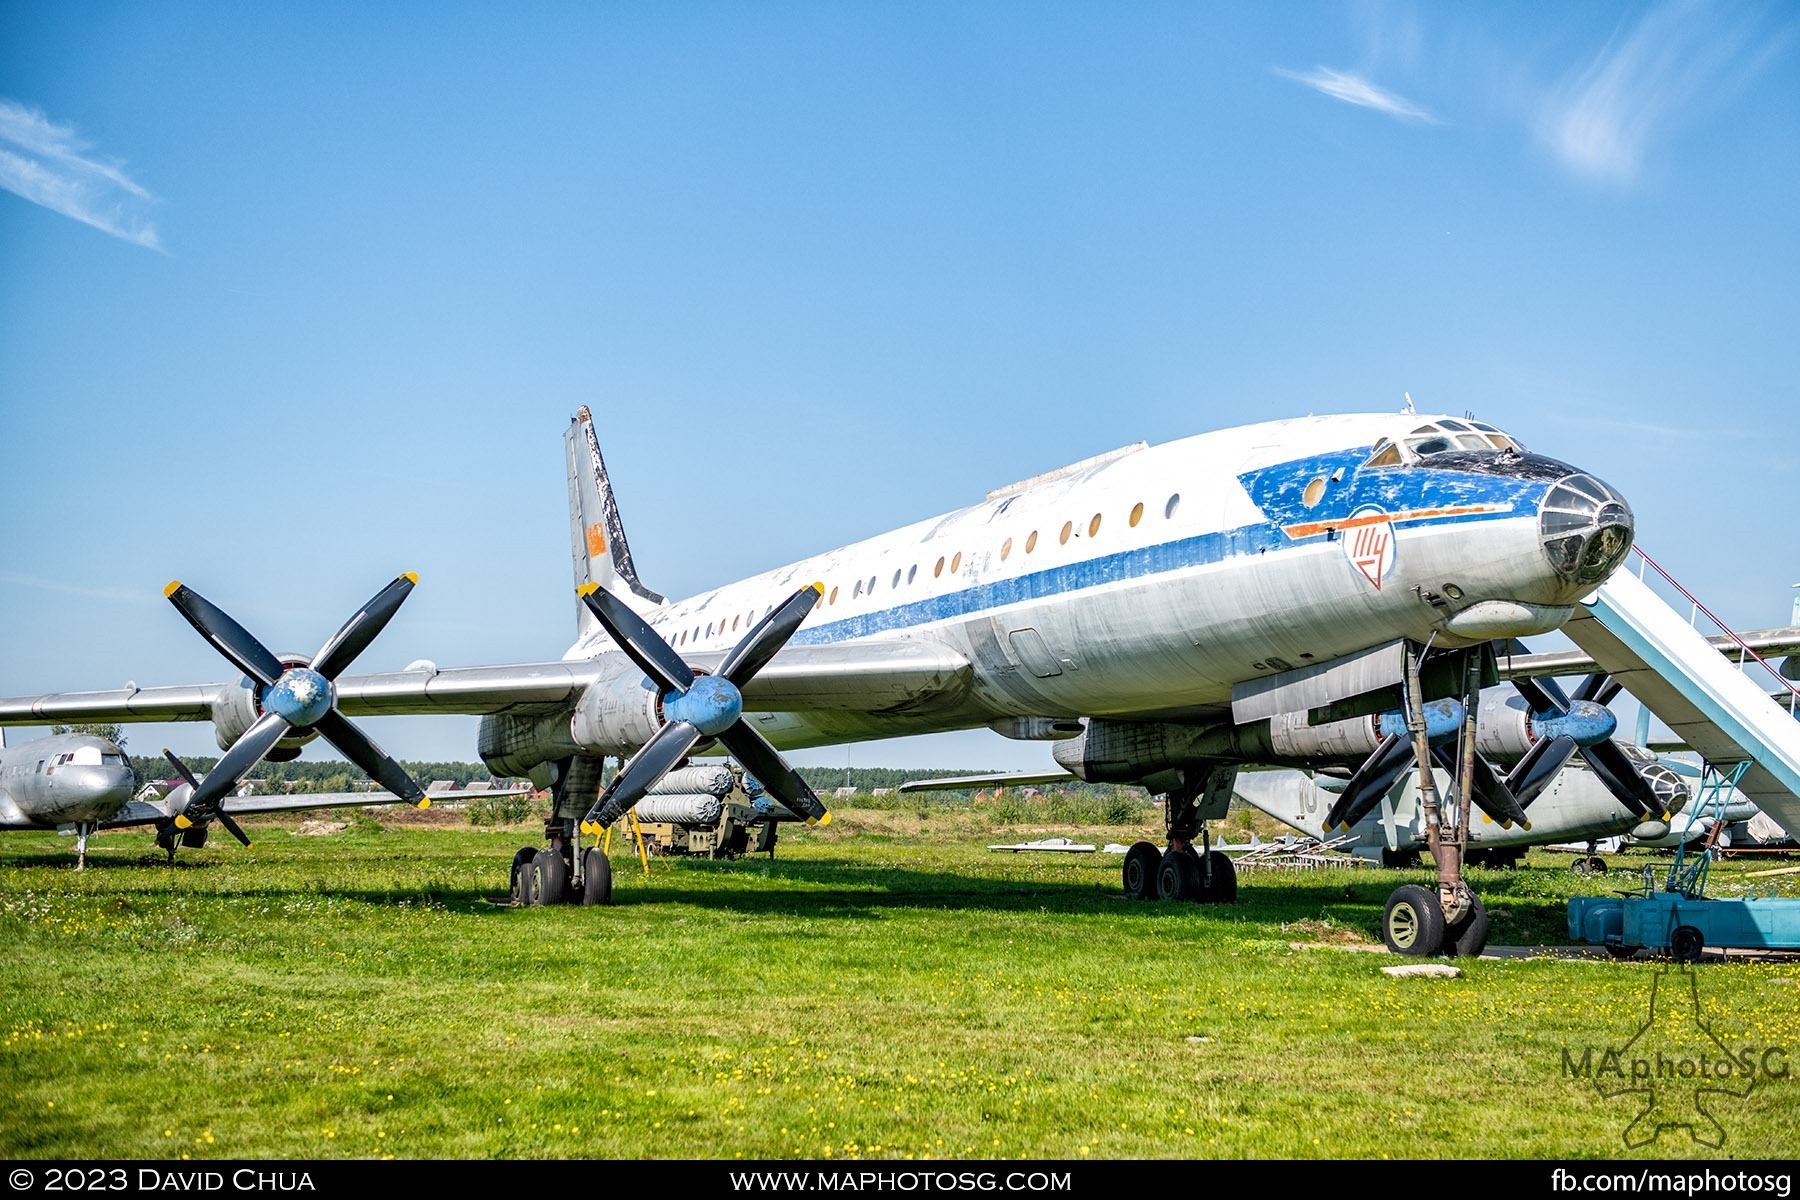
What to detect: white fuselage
<box><xmin>569</xmin><ymin>413</ymin><xmax>1608</xmax><ymax>751</ymax></box>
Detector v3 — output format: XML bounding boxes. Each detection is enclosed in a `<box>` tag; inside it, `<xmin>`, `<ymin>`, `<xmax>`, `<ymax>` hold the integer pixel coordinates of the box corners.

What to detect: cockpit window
<box><xmin>1363</xmin><ymin>439</ymin><xmax>1405</xmax><ymax>468</ymax></box>
<box><xmin>1396</xmin><ymin>420</ymin><xmax>1527</xmax><ymax>460</ymax></box>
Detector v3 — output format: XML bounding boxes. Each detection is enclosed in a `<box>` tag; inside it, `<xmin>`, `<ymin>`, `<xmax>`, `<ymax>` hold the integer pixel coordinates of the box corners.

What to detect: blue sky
<box><xmin>2</xmin><ymin>1</ymin><xmax>1795</xmax><ymax>771</ymax></box>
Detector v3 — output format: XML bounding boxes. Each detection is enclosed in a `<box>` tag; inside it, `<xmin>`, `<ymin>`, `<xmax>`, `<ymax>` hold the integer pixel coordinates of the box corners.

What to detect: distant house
<box><xmin>871</xmin><ymin>788</ymin><xmax>894</xmax><ymax>796</ymax></box>
<box><xmin>832</xmin><ymin>786</ymin><xmax>857</xmax><ymax>798</ymax></box>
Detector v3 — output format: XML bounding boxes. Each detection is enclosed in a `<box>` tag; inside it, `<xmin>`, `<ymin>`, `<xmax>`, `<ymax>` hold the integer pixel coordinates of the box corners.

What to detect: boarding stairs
<box><xmin>1562</xmin><ymin>547</ymin><xmax>1800</xmax><ymax>839</ymax></box>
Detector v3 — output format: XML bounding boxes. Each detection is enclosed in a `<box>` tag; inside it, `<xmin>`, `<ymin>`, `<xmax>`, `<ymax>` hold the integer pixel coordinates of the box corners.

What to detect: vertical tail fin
<box><xmin>566</xmin><ymin>407</ymin><xmax>663</xmax><ymax>638</ymax></box>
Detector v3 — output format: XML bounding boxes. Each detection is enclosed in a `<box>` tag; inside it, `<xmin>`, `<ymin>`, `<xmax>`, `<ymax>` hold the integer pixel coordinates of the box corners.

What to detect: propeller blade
<box><xmin>179</xmin><ymin>710</ymin><xmax>291</xmax><ymax>824</ymax></box>
<box><xmin>1579</xmin><ymin>740</ymin><xmax>1659</xmax><ymax>818</ymax></box>
<box><xmin>162</xmin><ymin>748</ymin><xmax>201</xmax><ymax>791</ymax></box>
<box><xmin>579</xmin><ymin>583</ymin><xmax>694</xmax><ymax>694</ymax></box>
<box><xmin>716</xmin><ymin>723</ymin><xmax>829</xmax><ymax>823</ymax></box>
<box><xmin>213</xmin><ymin>808</ymin><xmax>253</xmax><ymax>848</ymax></box>
<box><xmin>1569</xmin><ymin>672</ymin><xmax>1622</xmax><ymax>706</ymax></box>
<box><xmin>1506</xmin><ymin>734</ymin><xmax>1579</xmax><ymax>808</ymax></box>
<box><xmin>313</xmin><ymin>710</ymin><xmax>427</xmax><ymax>805</ymax></box>
<box><xmin>1432</xmin><ymin>746</ymin><xmax>1530</xmax><ymax>828</ymax></box>
<box><xmin>1323</xmin><ymin>733</ymin><xmax>1412</xmax><ymax>831</ymax></box>
<box><xmin>311</xmin><ymin>573</ymin><xmax>419</xmax><ymax>680</ymax></box>
<box><xmin>584</xmin><ymin>721</ymin><xmax>703</xmax><ymax>829</ymax></box>
<box><xmin>717</xmin><ymin>584</ymin><xmax>822</xmax><ymax>688</ymax></box>
<box><xmin>164</xmin><ymin>582</ymin><xmax>286</xmax><ymax>687</ymax></box>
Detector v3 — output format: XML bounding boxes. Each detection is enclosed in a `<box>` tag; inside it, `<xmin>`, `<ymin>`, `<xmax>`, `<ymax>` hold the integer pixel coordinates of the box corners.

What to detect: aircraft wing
<box><xmin>95</xmin><ymin>786</ymin><xmax>520</xmax><ymax>831</ymax></box>
<box><xmin>0</xmin><ymin>640</ymin><xmax>974</xmax><ymax>724</ymax></box>
<box><xmin>1497</xmin><ymin>626</ymin><xmax>1800</xmax><ymax>681</ymax></box>
<box><xmin>899</xmin><ymin>770</ymin><xmax>1079</xmax><ymax>793</ymax></box>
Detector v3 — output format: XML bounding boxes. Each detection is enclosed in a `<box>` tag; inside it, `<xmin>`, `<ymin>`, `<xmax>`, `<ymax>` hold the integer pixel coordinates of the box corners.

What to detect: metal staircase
<box><xmin>1562</xmin><ymin>547</ymin><xmax>1800</xmax><ymax>838</ymax></box>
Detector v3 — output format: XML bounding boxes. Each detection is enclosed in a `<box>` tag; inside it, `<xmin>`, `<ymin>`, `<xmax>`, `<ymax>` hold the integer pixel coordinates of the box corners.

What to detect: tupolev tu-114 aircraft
<box><xmin>0</xmin><ymin>406</ymin><xmax>1643</xmax><ymax>954</ymax></box>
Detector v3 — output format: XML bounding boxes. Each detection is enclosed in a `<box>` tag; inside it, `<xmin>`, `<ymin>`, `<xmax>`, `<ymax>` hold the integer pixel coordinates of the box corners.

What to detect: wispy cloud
<box><xmin>0</xmin><ymin>99</ymin><xmax>163</xmax><ymax>251</ymax></box>
<box><xmin>1275</xmin><ymin>66</ymin><xmax>1441</xmax><ymax>124</ymax></box>
<box><xmin>0</xmin><ymin>572</ymin><xmax>157</xmax><ymax>605</ymax></box>
<box><xmin>1535</xmin><ymin>2</ymin><xmax>1788</xmax><ymax>185</ymax></box>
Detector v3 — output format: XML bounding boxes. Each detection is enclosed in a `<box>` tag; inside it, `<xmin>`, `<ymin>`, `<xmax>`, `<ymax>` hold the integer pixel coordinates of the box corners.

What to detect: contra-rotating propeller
<box><xmin>576</xmin><ymin>581</ymin><xmax>830</xmax><ymax>832</ymax></box>
<box><xmin>1321</xmin><ymin>697</ymin><xmax>1531</xmax><ymax>832</ymax></box>
<box><xmin>163</xmin><ymin>573</ymin><xmax>429</xmax><ymax>830</ymax></box>
<box><xmin>1501</xmin><ymin>643</ymin><xmax>1662</xmax><ymax>818</ymax></box>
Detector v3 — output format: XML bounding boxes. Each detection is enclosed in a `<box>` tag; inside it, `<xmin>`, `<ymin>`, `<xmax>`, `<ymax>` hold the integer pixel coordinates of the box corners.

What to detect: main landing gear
<box><xmin>509</xmin><ymin>756</ymin><xmax>612</xmax><ymax>907</ymax></box>
<box><xmin>1377</xmin><ymin>644</ymin><xmax>1493</xmax><ymax>958</ymax></box>
<box><xmin>1122</xmin><ymin>767</ymin><xmax>1238</xmax><ymax>904</ymax></box>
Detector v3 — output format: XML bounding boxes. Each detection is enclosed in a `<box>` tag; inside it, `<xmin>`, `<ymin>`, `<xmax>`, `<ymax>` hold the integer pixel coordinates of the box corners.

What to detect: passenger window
<box><xmin>1165</xmin><ymin>494</ymin><xmax>1180</xmax><ymax>519</ymax></box>
<box><xmin>892</xmin><ymin>569</ymin><xmax>902</xmax><ymax>588</ymax></box>
<box><xmin>868</xmin><ymin>575</ymin><xmax>877</xmax><ymax>594</ymax></box>
<box><xmin>853</xmin><ymin>580</ymin><xmax>863</xmax><ymax>598</ymax></box>
<box><xmin>1060</xmin><ymin>521</ymin><xmax>1073</xmax><ymax>545</ymax></box>
<box><xmin>934</xmin><ymin>557</ymin><xmax>945</xmax><ymax>578</ymax></box>
<box><xmin>1000</xmin><ymin>537</ymin><xmax>1013</xmax><ymax>561</ymax></box>
<box><xmin>1025</xmin><ymin>531</ymin><xmax>1038</xmax><ymax>553</ymax></box>
<box><xmin>951</xmin><ymin>552</ymin><xmax>962</xmax><ymax>573</ymax></box>
<box><xmin>907</xmin><ymin>565</ymin><xmax>917</xmax><ymax>584</ymax></box>
<box><xmin>1088</xmin><ymin>513</ymin><xmax>1102</xmax><ymax>537</ymax></box>
<box><xmin>829</xmin><ymin>587</ymin><xmax>839</xmax><ymax>605</ymax></box>
<box><xmin>1129</xmin><ymin>502</ymin><xmax>1143</xmax><ymax>527</ymax></box>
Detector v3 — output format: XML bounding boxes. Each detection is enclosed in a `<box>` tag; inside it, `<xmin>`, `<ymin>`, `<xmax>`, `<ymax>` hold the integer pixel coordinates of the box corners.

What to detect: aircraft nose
<box><xmin>1538</xmin><ymin>471</ymin><xmax>1634</xmax><ymax>586</ymax></box>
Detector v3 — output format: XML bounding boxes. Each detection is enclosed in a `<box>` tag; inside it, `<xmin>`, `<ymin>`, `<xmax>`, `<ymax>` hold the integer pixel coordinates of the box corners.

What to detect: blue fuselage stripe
<box><xmin>790</xmin><ymin>501</ymin><xmax>1532</xmax><ymax>648</ymax></box>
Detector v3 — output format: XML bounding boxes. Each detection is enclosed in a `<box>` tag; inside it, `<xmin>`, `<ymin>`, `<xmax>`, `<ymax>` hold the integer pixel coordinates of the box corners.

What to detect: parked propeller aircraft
<box><xmin>0</xmin><ymin>406</ymin><xmax>1651</xmax><ymax>954</ymax></box>
<box><xmin>0</xmin><ymin>732</ymin><xmax>474</xmax><ymax>867</ymax></box>
<box><xmin>1233</xmin><ymin>743</ymin><xmax>1690</xmax><ymax>868</ymax></box>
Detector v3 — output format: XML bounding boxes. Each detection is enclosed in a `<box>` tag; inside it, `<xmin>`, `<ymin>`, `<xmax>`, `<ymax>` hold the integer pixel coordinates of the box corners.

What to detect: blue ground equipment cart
<box><xmin>1568</xmin><ymin>762</ymin><xmax>1800</xmax><ymax>960</ymax></box>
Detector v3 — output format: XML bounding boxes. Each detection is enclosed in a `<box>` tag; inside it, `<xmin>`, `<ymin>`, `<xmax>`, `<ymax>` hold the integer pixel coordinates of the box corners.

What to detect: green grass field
<box><xmin>3</xmin><ymin>809</ymin><xmax>1797</xmax><ymax>1160</ymax></box>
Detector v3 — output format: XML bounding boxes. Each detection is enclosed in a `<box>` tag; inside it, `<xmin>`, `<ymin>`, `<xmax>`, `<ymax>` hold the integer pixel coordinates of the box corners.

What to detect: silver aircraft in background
<box><xmin>0</xmin><ymin>730</ymin><xmax>509</xmax><ymax>868</ymax></box>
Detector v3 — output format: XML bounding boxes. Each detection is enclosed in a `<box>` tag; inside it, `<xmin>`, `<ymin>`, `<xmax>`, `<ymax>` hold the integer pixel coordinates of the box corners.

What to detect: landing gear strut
<box><xmin>71</xmin><ymin>821</ymin><xmax>96</xmax><ymax>870</ymax></box>
<box><xmin>1379</xmin><ymin>643</ymin><xmax>1491</xmax><ymax>957</ymax></box>
<box><xmin>1122</xmin><ymin>765</ymin><xmax>1238</xmax><ymax>904</ymax></box>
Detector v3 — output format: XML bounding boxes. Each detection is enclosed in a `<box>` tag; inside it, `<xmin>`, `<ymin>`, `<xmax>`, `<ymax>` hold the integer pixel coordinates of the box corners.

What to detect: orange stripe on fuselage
<box><xmin>1281</xmin><ymin>503</ymin><xmax>1510</xmax><ymax>541</ymax></box>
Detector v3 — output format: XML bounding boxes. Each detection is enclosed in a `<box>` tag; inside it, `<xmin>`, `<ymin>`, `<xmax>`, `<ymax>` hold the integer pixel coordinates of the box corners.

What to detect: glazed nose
<box><xmin>1539</xmin><ymin>472</ymin><xmax>1634</xmax><ymax>585</ymax></box>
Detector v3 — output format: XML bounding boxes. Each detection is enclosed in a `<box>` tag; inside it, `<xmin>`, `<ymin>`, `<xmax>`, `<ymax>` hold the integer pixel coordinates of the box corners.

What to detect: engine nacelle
<box><xmin>209</xmin><ymin>664</ymin><xmax>321</xmax><ymax>760</ymax></box>
<box><xmin>478</xmin><ymin>656</ymin><xmax>664</xmax><ymax>779</ymax></box>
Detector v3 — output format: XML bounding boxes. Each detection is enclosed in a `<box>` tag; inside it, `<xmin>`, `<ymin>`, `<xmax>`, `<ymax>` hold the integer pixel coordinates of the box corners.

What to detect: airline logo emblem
<box><xmin>1344</xmin><ymin>505</ymin><xmax>1395</xmax><ymax>589</ymax></box>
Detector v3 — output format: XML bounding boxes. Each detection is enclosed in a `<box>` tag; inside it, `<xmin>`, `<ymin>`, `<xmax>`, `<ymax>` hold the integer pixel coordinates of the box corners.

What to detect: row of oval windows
<box><xmin>663</xmin><ymin>492</ymin><xmax>1187</xmax><ymax>646</ymax></box>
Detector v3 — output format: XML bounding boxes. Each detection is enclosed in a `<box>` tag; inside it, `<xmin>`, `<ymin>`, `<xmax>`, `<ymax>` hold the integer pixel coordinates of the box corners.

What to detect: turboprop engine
<box><xmin>208</xmin><ymin>655</ymin><xmax>326</xmax><ymax>762</ymax></box>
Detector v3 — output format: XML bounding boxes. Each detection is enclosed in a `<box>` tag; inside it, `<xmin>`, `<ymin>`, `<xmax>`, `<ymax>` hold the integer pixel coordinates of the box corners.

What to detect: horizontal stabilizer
<box><xmin>899</xmin><ymin>770</ymin><xmax>1077</xmax><ymax>793</ymax></box>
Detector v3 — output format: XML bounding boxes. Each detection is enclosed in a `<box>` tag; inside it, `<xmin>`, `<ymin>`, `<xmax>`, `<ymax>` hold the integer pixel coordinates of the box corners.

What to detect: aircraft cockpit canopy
<box><xmin>1364</xmin><ymin>420</ymin><xmax>1525</xmax><ymax>468</ymax></box>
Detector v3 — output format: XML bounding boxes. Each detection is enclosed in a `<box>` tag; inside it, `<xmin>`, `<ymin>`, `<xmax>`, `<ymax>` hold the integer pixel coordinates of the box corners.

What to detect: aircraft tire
<box><xmin>580</xmin><ymin>848</ymin><xmax>612</xmax><ymax>907</ymax></box>
<box><xmin>1586</xmin><ymin>856</ymin><xmax>1608</xmax><ymax>875</ymax></box>
<box><xmin>509</xmin><ymin>847</ymin><xmax>537</xmax><ymax>904</ymax></box>
<box><xmin>1382</xmin><ymin>884</ymin><xmax>1445</xmax><ymax>956</ymax></box>
<box><xmin>532</xmin><ymin>849</ymin><xmax>570</xmax><ymax>906</ymax></box>
<box><xmin>517</xmin><ymin>854</ymin><xmax>540</xmax><ymax>907</ymax></box>
<box><xmin>1123</xmin><ymin>841</ymin><xmax>1160</xmax><ymax>899</ymax></box>
<box><xmin>1670</xmin><ymin>925</ymin><xmax>1705</xmax><ymax>963</ymax></box>
<box><xmin>1155</xmin><ymin>848</ymin><xmax>1198</xmax><ymax>901</ymax></box>
<box><xmin>1445</xmin><ymin>893</ymin><xmax>1489</xmax><ymax>957</ymax></box>
<box><xmin>1571</xmin><ymin>856</ymin><xmax>1592</xmax><ymax>877</ymax></box>
<box><xmin>1194</xmin><ymin>850</ymin><xmax>1238</xmax><ymax>904</ymax></box>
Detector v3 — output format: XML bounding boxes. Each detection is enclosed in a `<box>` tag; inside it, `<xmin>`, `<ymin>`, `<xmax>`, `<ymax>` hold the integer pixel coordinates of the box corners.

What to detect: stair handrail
<box><xmin>1633</xmin><ymin>546</ymin><xmax>1800</xmax><ymax>712</ymax></box>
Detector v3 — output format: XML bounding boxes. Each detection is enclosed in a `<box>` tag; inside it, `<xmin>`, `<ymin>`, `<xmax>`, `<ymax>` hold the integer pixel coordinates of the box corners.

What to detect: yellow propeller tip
<box><xmin>811</xmin><ymin>581</ymin><xmax>825</xmax><ymax>594</ymax></box>
<box><xmin>577</xmin><ymin>582</ymin><xmax>601</xmax><ymax>597</ymax></box>
<box><xmin>1522</xmin><ymin>820</ymin><xmax>1532</xmax><ymax>832</ymax></box>
<box><xmin>816</xmin><ymin>811</ymin><xmax>832</xmax><ymax>827</ymax></box>
<box><xmin>402</xmin><ymin>571</ymin><xmax>419</xmax><ymax>585</ymax></box>
<box><xmin>173</xmin><ymin>815</ymin><xmax>192</xmax><ymax>830</ymax></box>
<box><xmin>417</xmin><ymin>798</ymin><xmax>431</xmax><ymax>809</ymax></box>
<box><xmin>163</xmin><ymin>580</ymin><xmax>182</xmax><ymax>598</ymax></box>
